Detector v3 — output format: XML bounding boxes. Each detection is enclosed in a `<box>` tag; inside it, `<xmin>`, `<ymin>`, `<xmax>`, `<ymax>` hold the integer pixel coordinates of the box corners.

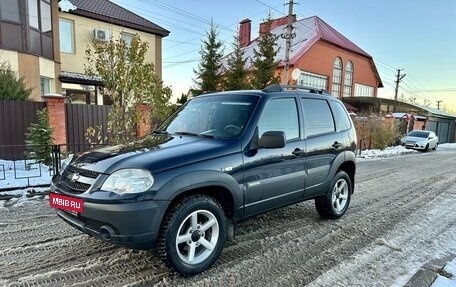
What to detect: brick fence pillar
<box><xmin>42</xmin><ymin>94</ymin><xmax>67</xmax><ymax>145</ymax></box>
<box><xmin>137</xmin><ymin>103</ymin><xmax>151</xmax><ymax>138</ymax></box>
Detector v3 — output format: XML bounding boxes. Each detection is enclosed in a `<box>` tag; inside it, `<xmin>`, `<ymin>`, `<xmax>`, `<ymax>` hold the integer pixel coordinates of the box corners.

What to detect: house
<box><xmin>224</xmin><ymin>15</ymin><xmax>383</xmax><ymax>99</ymax></box>
<box><xmin>58</xmin><ymin>0</ymin><xmax>169</xmax><ymax>105</ymax></box>
<box><xmin>0</xmin><ymin>0</ymin><xmax>61</xmax><ymax>101</ymax></box>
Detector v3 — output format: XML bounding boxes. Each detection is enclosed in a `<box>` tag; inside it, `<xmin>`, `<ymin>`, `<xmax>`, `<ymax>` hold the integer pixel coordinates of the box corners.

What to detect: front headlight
<box><xmin>101</xmin><ymin>169</ymin><xmax>154</xmax><ymax>194</ymax></box>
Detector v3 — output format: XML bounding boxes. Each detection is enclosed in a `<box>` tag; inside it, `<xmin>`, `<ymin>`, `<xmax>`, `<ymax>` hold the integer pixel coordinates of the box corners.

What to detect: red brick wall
<box><xmin>43</xmin><ymin>95</ymin><xmax>67</xmax><ymax>145</ymax></box>
<box><xmin>289</xmin><ymin>40</ymin><xmax>380</xmax><ymax>97</ymax></box>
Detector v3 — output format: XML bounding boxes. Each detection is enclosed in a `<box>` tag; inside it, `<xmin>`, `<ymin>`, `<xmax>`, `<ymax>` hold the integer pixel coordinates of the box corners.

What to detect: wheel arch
<box><xmin>337</xmin><ymin>158</ymin><xmax>356</xmax><ymax>193</ymax></box>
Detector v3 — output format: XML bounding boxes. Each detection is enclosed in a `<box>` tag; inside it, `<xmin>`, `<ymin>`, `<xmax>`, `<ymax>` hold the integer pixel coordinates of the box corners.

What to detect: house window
<box><xmin>40</xmin><ymin>0</ymin><xmax>51</xmax><ymax>33</ymax></box>
<box><xmin>354</xmin><ymin>83</ymin><xmax>374</xmax><ymax>97</ymax></box>
<box><xmin>0</xmin><ymin>0</ymin><xmax>20</xmax><ymax>22</ymax></box>
<box><xmin>343</xmin><ymin>61</ymin><xmax>353</xmax><ymax>97</ymax></box>
<box><xmin>121</xmin><ymin>32</ymin><xmax>134</xmax><ymax>47</ymax></box>
<box><xmin>298</xmin><ymin>71</ymin><xmax>328</xmax><ymax>90</ymax></box>
<box><xmin>331</xmin><ymin>57</ymin><xmax>342</xmax><ymax>98</ymax></box>
<box><xmin>40</xmin><ymin>77</ymin><xmax>51</xmax><ymax>95</ymax></box>
<box><xmin>59</xmin><ymin>18</ymin><xmax>74</xmax><ymax>53</ymax></box>
<box><xmin>27</xmin><ymin>0</ymin><xmax>39</xmax><ymax>29</ymax></box>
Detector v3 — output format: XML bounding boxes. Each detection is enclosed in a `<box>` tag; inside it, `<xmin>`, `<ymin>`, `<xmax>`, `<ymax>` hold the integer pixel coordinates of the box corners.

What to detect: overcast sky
<box><xmin>112</xmin><ymin>0</ymin><xmax>456</xmax><ymax>112</ymax></box>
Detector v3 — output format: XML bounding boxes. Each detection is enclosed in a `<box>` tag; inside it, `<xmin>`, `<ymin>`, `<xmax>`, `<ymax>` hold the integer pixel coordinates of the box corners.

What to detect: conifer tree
<box><xmin>223</xmin><ymin>33</ymin><xmax>250</xmax><ymax>90</ymax></box>
<box><xmin>0</xmin><ymin>61</ymin><xmax>32</xmax><ymax>100</ymax></box>
<box><xmin>251</xmin><ymin>13</ymin><xmax>281</xmax><ymax>89</ymax></box>
<box><xmin>25</xmin><ymin>108</ymin><xmax>54</xmax><ymax>166</ymax></box>
<box><xmin>193</xmin><ymin>20</ymin><xmax>224</xmax><ymax>95</ymax></box>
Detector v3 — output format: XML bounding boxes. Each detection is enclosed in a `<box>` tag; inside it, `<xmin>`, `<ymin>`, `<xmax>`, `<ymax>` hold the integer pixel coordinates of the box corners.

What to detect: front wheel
<box><xmin>315</xmin><ymin>171</ymin><xmax>352</xmax><ymax>219</ymax></box>
<box><xmin>157</xmin><ymin>195</ymin><xmax>226</xmax><ymax>276</ymax></box>
<box><xmin>432</xmin><ymin>143</ymin><xmax>438</xmax><ymax>150</ymax></box>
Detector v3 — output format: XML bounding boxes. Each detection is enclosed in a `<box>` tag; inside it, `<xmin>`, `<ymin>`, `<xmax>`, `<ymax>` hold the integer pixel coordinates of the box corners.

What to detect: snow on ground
<box><xmin>357</xmin><ymin>143</ymin><xmax>456</xmax><ymax>161</ymax></box>
<box><xmin>0</xmin><ymin>159</ymin><xmax>51</xmax><ymax>189</ymax></box>
<box><xmin>431</xmin><ymin>257</ymin><xmax>456</xmax><ymax>287</ymax></box>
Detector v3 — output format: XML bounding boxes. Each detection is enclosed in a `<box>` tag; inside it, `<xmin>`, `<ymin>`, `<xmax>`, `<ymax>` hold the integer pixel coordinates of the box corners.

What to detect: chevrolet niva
<box><xmin>50</xmin><ymin>85</ymin><xmax>357</xmax><ymax>276</ymax></box>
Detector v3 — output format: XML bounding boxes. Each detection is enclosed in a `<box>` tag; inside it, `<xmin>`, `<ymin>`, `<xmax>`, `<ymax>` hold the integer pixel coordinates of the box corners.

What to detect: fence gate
<box><xmin>65</xmin><ymin>104</ymin><xmax>110</xmax><ymax>153</ymax></box>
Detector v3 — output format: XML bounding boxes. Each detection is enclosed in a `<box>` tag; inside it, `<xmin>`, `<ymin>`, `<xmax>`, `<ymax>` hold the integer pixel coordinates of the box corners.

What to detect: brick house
<box><xmin>58</xmin><ymin>0</ymin><xmax>169</xmax><ymax>105</ymax></box>
<box><xmin>0</xmin><ymin>0</ymin><xmax>168</xmax><ymax>104</ymax></box>
<box><xmin>0</xmin><ymin>0</ymin><xmax>61</xmax><ymax>101</ymax></box>
<box><xmin>225</xmin><ymin>15</ymin><xmax>383</xmax><ymax>100</ymax></box>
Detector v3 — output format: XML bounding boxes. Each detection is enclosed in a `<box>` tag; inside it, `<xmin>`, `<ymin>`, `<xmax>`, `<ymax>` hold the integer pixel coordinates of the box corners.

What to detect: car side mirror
<box><xmin>259</xmin><ymin>131</ymin><xmax>286</xmax><ymax>148</ymax></box>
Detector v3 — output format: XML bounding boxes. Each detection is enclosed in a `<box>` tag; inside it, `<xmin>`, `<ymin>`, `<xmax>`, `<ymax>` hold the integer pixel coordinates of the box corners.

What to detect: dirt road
<box><xmin>1</xmin><ymin>149</ymin><xmax>456</xmax><ymax>287</ymax></box>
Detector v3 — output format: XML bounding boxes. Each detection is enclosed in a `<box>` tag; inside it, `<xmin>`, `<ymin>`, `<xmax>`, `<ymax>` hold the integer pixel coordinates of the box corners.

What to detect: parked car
<box><xmin>49</xmin><ymin>84</ymin><xmax>357</xmax><ymax>276</ymax></box>
<box><xmin>401</xmin><ymin>130</ymin><xmax>438</xmax><ymax>151</ymax></box>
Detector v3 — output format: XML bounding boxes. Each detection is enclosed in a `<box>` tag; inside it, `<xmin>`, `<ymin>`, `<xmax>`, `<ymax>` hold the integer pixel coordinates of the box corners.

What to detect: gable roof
<box><xmin>65</xmin><ymin>0</ymin><xmax>169</xmax><ymax>37</ymax></box>
<box><xmin>222</xmin><ymin>15</ymin><xmax>382</xmax><ymax>87</ymax></box>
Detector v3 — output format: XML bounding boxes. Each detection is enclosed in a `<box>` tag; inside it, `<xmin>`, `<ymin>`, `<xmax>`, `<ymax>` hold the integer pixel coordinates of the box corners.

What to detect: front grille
<box><xmin>61</xmin><ymin>178</ymin><xmax>91</xmax><ymax>193</ymax></box>
<box><xmin>67</xmin><ymin>165</ymin><xmax>100</xmax><ymax>179</ymax></box>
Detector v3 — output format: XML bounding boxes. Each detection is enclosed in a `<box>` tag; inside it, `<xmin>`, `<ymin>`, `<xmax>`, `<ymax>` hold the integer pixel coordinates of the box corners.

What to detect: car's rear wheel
<box><xmin>315</xmin><ymin>170</ymin><xmax>352</xmax><ymax>219</ymax></box>
<box><xmin>157</xmin><ymin>195</ymin><xmax>226</xmax><ymax>276</ymax></box>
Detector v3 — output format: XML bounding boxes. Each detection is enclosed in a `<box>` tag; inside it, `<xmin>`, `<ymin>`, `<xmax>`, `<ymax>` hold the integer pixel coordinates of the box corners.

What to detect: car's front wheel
<box><xmin>315</xmin><ymin>170</ymin><xmax>352</xmax><ymax>219</ymax></box>
<box><xmin>433</xmin><ymin>143</ymin><xmax>438</xmax><ymax>150</ymax></box>
<box><xmin>157</xmin><ymin>195</ymin><xmax>226</xmax><ymax>276</ymax></box>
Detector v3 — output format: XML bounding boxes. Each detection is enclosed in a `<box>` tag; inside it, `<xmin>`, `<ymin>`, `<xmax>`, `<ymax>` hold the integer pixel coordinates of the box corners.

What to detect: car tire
<box><xmin>157</xmin><ymin>195</ymin><xmax>226</xmax><ymax>276</ymax></box>
<box><xmin>424</xmin><ymin>143</ymin><xmax>429</xmax><ymax>152</ymax></box>
<box><xmin>433</xmin><ymin>143</ymin><xmax>438</xmax><ymax>150</ymax></box>
<box><xmin>315</xmin><ymin>170</ymin><xmax>352</xmax><ymax>219</ymax></box>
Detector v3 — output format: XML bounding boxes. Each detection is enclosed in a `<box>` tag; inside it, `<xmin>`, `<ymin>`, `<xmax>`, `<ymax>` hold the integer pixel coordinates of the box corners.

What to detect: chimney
<box><xmin>259</xmin><ymin>15</ymin><xmax>297</xmax><ymax>36</ymax></box>
<box><xmin>239</xmin><ymin>19</ymin><xmax>251</xmax><ymax>47</ymax></box>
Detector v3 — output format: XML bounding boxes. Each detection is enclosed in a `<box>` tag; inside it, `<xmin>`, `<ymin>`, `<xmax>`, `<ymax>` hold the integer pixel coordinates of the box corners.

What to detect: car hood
<box><xmin>70</xmin><ymin>134</ymin><xmax>239</xmax><ymax>174</ymax></box>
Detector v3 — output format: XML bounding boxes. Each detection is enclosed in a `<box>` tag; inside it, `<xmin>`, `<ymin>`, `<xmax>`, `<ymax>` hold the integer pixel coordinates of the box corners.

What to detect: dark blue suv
<box><xmin>50</xmin><ymin>85</ymin><xmax>357</xmax><ymax>276</ymax></box>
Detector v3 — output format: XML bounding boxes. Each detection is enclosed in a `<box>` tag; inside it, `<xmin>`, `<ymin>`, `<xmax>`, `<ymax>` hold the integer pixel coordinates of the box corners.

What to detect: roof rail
<box><xmin>262</xmin><ymin>84</ymin><xmax>330</xmax><ymax>95</ymax></box>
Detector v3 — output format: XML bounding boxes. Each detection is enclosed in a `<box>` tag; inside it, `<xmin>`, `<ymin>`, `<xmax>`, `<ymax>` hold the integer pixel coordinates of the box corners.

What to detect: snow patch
<box><xmin>357</xmin><ymin>145</ymin><xmax>417</xmax><ymax>160</ymax></box>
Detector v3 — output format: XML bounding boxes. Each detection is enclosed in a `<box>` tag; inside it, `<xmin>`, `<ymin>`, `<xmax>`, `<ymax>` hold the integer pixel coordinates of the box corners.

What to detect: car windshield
<box><xmin>159</xmin><ymin>94</ymin><xmax>259</xmax><ymax>139</ymax></box>
<box><xmin>407</xmin><ymin>131</ymin><xmax>429</xmax><ymax>138</ymax></box>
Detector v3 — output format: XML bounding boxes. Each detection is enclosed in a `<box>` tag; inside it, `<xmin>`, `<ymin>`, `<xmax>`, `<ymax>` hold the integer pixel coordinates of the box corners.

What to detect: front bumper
<box><xmin>51</xmin><ymin>183</ymin><xmax>169</xmax><ymax>250</ymax></box>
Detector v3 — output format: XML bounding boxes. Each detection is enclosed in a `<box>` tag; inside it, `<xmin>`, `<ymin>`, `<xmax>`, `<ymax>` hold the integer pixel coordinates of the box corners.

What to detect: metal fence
<box><xmin>0</xmin><ymin>100</ymin><xmax>46</xmax><ymax>160</ymax></box>
<box><xmin>0</xmin><ymin>143</ymin><xmax>107</xmax><ymax>191</ymax></box>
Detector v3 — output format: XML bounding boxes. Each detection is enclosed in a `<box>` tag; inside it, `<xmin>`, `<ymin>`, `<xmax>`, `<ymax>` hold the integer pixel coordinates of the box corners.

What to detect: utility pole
<box><xmin>282</xmin><ymin>0</ymin><xmax>296</xmax><ymax>85</ymax></box>
<box><xmin>393</xmin><ymin>68</ymin><xmax>406</xmax><ymax>112</ymax></box>
<box><xmin>437</xmin><ymin>100</ymin><xmax>443</xmax><ymax>110</ymax></box>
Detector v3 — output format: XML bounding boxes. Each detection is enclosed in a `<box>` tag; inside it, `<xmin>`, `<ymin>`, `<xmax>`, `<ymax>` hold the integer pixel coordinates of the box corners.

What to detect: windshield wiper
<box><xmin>152</xmin><ymin>129</ymin><xmax>169</xmax><ymax>135</ymax></box>
<box><xmin>174</xmin><ymin>131</ymin><xmax>215</xmax><ymax>138</ymax></box>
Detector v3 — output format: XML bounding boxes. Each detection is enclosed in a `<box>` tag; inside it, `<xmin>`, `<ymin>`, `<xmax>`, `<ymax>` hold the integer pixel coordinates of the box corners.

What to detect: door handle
<box><xmin>332</xmin><ymin>141</ymin><xmax>342</xmax><ymax>149</ymax></box>
<box><xmin>292</xmin><ymin>148</ymin><xmax>305</xmax><ymax>156</ymax></box>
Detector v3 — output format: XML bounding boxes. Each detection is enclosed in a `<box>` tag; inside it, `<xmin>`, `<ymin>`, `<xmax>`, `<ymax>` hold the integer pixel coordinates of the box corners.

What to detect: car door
<box><xmin>300</xmin><ymin>98</ymin><xmax>346</xmax><ymax>198</ymax></box>
<box><xmin>242</xmin><ymin>97</ymin><xmax>306</xmax><ymax>217</ymax></box>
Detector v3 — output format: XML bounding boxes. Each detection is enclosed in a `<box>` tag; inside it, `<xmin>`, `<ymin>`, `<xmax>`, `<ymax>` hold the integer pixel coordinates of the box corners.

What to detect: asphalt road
<box><xmin>1</xmin><ymin>149</ymin><xmax>456</xmax><ymax>287</ymax></box>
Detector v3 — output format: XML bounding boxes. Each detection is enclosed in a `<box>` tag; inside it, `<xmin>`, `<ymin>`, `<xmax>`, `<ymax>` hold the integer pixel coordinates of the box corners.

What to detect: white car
<box><xmin>401</xmin><ymin>130</ymin><xmax>438</xmax><ymax>151</ymax></box>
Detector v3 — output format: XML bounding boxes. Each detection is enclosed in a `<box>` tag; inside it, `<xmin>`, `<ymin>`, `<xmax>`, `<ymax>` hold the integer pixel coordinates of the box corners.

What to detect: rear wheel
<box><xmin>315</xmin><ymin>171</ymin><xmax>352</xmax><ymax>219</ymax></box>
<box><xmin>157</xmin><ymin>195</ymin><xmax>226</xmax><ymax>276</ymax></box>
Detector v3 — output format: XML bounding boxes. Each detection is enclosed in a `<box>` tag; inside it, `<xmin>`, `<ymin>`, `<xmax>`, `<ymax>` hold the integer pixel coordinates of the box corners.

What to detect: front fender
<box><xmin>154</xmin><ymin>170</ymin><xmax>243</xmax><ymax>213</ymax></box>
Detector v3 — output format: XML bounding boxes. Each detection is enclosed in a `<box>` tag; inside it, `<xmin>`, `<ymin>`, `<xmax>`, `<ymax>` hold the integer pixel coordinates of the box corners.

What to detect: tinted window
<box><xmin>301</xmin><ymin>98</ymin><xmax>335</xmax><ymax>137</ymax></box>
<box><xmin>0</xmin><ymin>0</ymin><xmax>20</xmax><ymax>22</ymax></box>
<box><xmin>330</xmin><ymin>101</ymin><xmax>351</xmax><ymax>131</ymax></box>
<box><xmin>258</xmin><ymin>98</ymin><xmax>299</xmax><ymax>141</ymax></box>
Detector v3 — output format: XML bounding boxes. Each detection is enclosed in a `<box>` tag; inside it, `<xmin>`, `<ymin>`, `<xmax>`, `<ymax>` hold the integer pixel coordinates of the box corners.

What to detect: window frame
<box><xmin>331</xmin><ymin>57</ymin><xmax>343</xmax><ymax>98</ymax></box>
<box><xmin>40</xmin><ymin>76</ymin><xmax>52</xmax><ymax>96</ymax></box>
<box><xmin>59</xmin><ymin>17</ymin><xmax>75</xmax><ymax>54</ymax></box>
<box><xmin>343</xmin><ymin>61</ymin><xmax>353</xmax><ymax>97</ymax></box>
<box><xmin>0</xmin><ymin>0</ymin><xmax>21</xmax><ymax>23</ymax></box>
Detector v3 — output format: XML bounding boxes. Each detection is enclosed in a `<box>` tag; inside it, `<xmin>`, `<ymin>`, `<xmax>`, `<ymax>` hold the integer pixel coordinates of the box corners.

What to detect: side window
<box><xmin>330</xmin><ymin>101</ymin><xmax>351</xmax><ymax>131</ymax></box>
<box><xmin>301</xmin><ymin>98</ymin><xmax>335</xmax><ymax>137</ymax></box>
<box><xmin>258</xmin><ymin>98</ymin><xmax>299</xmax><ymax>141</ymax></box>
